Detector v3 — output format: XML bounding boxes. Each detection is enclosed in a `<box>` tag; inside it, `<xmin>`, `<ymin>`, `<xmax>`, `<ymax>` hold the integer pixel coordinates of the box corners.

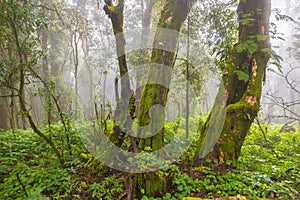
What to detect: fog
<box><xmin>57</xmin><ymin>0</ymin><xmax>300</xmax><ymax>124</ymax></box>
<box><xmin>261</xmin><ymin>0</ymin><xmax>300</xmax><ymax>124</ymax></box>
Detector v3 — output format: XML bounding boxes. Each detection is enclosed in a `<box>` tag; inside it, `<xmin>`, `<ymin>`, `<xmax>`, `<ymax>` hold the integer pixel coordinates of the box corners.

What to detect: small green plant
<box><xmin>173</xmin><ymin>172</ymin><xmax>202</xmax><ymax>199</ymax></box>
<box><xmin>88</xmin><ymin>175</ymin><xmax>124</xmax><ymax>200</ymax></box>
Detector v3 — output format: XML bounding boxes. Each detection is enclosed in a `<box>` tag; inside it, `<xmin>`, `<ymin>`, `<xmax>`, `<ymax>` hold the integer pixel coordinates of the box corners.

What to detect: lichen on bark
<box><xmin>193</xmin><ymin>0</ymin><xmax>271</xmax><ymax>164</ymax></box>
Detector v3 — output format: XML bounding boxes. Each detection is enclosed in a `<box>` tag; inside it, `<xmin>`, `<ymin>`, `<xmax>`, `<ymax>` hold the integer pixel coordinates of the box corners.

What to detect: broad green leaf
<box><xmin>234</xmin><ymin>70</ymin><xmax>249</xmax><ymax>82</ymax></box>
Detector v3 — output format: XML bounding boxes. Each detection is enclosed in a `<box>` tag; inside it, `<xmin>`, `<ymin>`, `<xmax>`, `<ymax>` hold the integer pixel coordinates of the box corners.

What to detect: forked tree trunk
<box><xmin>193</xmin><ymin>0</ymin><xmax>271</xmax><ymax>164</ymax></box>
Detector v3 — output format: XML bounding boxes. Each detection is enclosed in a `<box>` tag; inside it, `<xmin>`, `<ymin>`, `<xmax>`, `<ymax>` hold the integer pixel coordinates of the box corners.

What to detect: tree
<box><xmin>97</xmin><ymin>0</ymin><xmax>271</xmax><ymax>198</ymax></box>
<box><xmin>102</xmin><ymin>0</ymin><xmax>197</xmax><ymax>197</ymax></box>
<box><xmin>0</xmin><ymin>0</ymin><xmax>74</xmax><ymax>165</ymax></box>
<box><xmin>133</xmin><ymin>0</ymin><xmax>197</xmax><ymax>197</ymax></box>
<box><xmin>193</xmin><ymin>0</ymin><xmax>271</xmax><ymax>163</ymax></box>
<box><xmin>0</xmin><ymin>96</ymin><xmax>10</xmax><ymax>130</ymax></box>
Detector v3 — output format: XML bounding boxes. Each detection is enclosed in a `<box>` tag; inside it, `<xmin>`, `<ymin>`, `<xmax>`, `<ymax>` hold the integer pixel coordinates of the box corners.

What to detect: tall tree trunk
<box><xmin>135</xmin><ymin>0</ymin><xmax>155</xmax><ymax>118</ymax></box>
<box><xmin>42</xmin><ymin>28</ymin><xmax>51</xmax><ymax>125</ymax></box>
<box><xmin>0</xmin><ymin>95</ymin><xmax>10</xmax><ymax>130</ymax></box>
<box><xmin>193</xmin><ymin>0</ymin><xmax>271</xmax><ymax>164</ymax></box>
<box><xmin>82</xmin><ymin>37</ymin><xmax>95</xmax><ymax>120</ymax></box>
<box><xmin>138</xmin><ymin>0</ymin><xmax>193</xmax><ymax>157</ymax></box>
<box><xmin>73</xmin><ymin>32</ymin><xmax>80</xmax><ymax>118</ymax></box>
<box><xmin>104</xmin><ymin>0</ymin><xmax>133</xmax><ymax>147</ymax></box>
<box><xmin>134</xmin><ymin>0</ymin><xmax>194</xmax><ymax>198</ymax></box>
<box><xmin>3</xmin><ymin>42</ymin><xmax>15</xmax><ymax>131</ymax></box>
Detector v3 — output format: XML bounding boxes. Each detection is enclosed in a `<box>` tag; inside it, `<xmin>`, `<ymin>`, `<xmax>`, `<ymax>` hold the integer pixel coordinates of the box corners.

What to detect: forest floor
<box><xmin>0</xmin><ymin>123</ymin><xmax>299</xmax><ymax>199</ymax></box>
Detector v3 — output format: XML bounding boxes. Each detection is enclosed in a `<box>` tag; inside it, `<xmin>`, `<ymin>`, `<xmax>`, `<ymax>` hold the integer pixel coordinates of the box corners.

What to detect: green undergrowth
<box><xmin>140</xmin><ymin>124</ymin><xmax>300</xmax><ymax>200</ymax></box>
<box><xmin>0</xmin><ymin>121</ymin><xmax>299</xmax><ymax>199</ymax></box>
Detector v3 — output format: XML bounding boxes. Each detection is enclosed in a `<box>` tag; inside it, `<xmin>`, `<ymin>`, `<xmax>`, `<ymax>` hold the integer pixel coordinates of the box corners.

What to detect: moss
<box><xmin>226</xmin><ymin>100</ymin><xmax>249</xmax><ymax>113</ymax></box>
<box><xmin>133</xmin><ymin>172</ymin><xmax>166</xmax><ymax>199</ymax></box>
<box><xmin>135</xmin><ymin>0</ymin><xmax>194</xmax><ymax>197</ymax></box>
<box><xmin>193</xmin><ymin>90</ymin><xmax>260</xmax><ymax>163</ymax></box>
<box><xmin>191</xmin><ymin>0</ymin><xmax>271</xmax><ymax>165</ymax></box>
<box><xmin>107</xmin><ymin>5</ymin><xmax>115</xmax><ymax>12</ymax></box>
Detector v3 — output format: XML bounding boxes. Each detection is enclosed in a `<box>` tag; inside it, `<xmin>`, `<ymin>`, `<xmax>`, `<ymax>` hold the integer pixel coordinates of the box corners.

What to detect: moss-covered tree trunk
<box><xmin>194</xmin><ymin>0</ymin><xmax>271</xmax><ymax>164</ymax></box>
<box><xmin>103</xmin><ymin>0</ymin><xmax>133</xmax><ymax>146</ymax></box>
<box><xmin>135</xmin><ymin>0</ymin><xmax>155</xmax><ymax>118</ymax></box>
<box><xmin>134</xmin><ymin>0</ymin><xmax>195</xmax><ymax>198</ymax></box>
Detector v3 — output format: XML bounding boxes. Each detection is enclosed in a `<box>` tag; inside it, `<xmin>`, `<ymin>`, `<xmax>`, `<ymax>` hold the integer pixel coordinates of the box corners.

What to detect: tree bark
<box><xmin>135</xmin><ymin>0</ymin><xmax>155</xmax><ymax>118</ymax></box>
<box><xmin>42</xmin><ymin>28</ymin><xmax>51</xmax><ymax>125</ymax></box>
<box><xmin>82</xmin><ymin>36</ymin><xmax>95</xmax><ymax>120</ymax></box>
<box><xmin>103</xmin><ymin>0</ymin><xmax>134</xmax><ymax>147</ymax></box>
<box><xmin>193</xmin><ymin>0</ymin><xmax>271</xmax><ymax>164</ymax></box>
<box><xmin>134</xmin><ymin>0</ymin><xmax>195</xmax><ymax>198</ymax></box>
<box><xmin>0</xmin><ymin>95</ymin><xmax>10</xmax><ymax>130</ymax></box>
<box><xmin>73</xmin><ymin>31</ymin><xmax>80</xmax><ymax>118</ymax></box>
<box><xmin>138</xmin><ymin>0</ymin><xmax>193</xmax><ymax>156</ymax></box>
